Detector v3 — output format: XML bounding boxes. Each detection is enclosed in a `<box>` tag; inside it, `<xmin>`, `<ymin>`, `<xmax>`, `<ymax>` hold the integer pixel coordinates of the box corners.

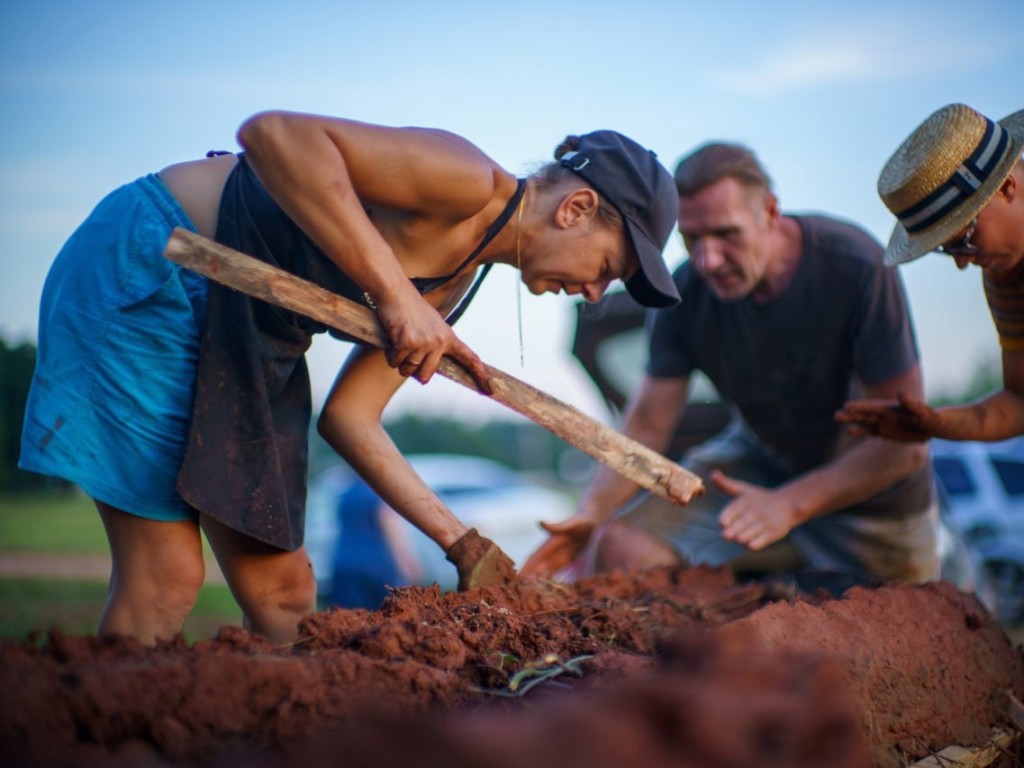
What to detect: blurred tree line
<box><xmin>0</xmin><ymin>337</ymin><xmax>67</xmax><ymax>492</ymax></box>
<box><xmin>932</xmin><ymin>352</ymin><xmax>1002</xmax><ymax>407</ymax></box>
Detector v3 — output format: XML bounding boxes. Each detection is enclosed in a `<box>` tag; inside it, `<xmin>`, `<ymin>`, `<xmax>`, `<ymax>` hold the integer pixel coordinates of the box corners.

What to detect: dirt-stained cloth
<box><xmin>176</xmin><ymin>156</ymin><xmax>366</xmax><ymax>549</ymax></box>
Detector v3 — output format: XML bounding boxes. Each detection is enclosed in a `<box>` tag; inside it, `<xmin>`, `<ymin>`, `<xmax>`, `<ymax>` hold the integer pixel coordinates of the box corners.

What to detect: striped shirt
<box><xmin>984</xmin><ymin>261</ymin><xmax>1024</xmax><ymax>351</ymax></box>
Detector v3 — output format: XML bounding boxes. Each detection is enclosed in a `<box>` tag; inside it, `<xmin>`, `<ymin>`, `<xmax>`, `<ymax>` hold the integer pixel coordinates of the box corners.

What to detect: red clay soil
<box><xmin>1</xmin><ymin>567</ymin><xmax>1022</xmax><ymax>768</ymax></box>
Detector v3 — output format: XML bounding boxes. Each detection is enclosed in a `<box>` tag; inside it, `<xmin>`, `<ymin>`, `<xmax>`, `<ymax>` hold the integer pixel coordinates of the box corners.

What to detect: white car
<box><xmin>931</xmin><ymin>437</ymin><xmax>1024</xmax><ymax>623</ymax></box>
<box><xmin>305</xmin><ymin>454</ymin><xmax>576</xmax><ymax>598</ymax></box>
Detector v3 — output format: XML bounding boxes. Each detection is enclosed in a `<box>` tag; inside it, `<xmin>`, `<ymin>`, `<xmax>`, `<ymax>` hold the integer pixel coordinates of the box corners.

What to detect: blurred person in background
<box><xmin>329</xmin><ymin>477</ymin><xmax>421</xmax><ymax>610</ymax></box>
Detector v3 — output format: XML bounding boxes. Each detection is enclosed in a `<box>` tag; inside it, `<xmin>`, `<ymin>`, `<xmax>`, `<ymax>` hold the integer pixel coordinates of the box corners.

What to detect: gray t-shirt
<box><xmin>647</xmin><ymin>214</ymin><xmax>932</xmax><ymax>516</ymax></box>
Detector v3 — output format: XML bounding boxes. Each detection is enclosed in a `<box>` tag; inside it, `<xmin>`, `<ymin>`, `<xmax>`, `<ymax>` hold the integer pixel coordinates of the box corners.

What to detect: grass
<box><xmin>0</xmin><ymin>577</ymin><xmax>241</xmax><ymax>643</ymax></box>
<box><xmin>0</xmin><ymin>490</ymin><xmax>107</xmax><ymax>554</ymax></box>
<box><xmin>0</xmin><ymin>491</ymin><xmax>240</xmax><ymax>643</ymax></box>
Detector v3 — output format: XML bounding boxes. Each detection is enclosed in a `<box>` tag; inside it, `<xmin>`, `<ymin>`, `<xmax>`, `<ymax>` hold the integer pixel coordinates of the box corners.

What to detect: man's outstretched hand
<box><xmin>835</xmin><ymin>391</ymin><xmax>940</xmax><ymax>442</ymax></box>
<box><xmin>714</xmin><ymin>471</ymin><xmax>800</xmax><ymax>551</ymax></box>
<box><xmin>520</xmin><ymin>516</ymin><xmax>598</xmax><ymax>579</ymax></box>
<box><xmin>445</xmin><ymin>528</ymin><xmax>517</xmax><ymax>590</ymax></box>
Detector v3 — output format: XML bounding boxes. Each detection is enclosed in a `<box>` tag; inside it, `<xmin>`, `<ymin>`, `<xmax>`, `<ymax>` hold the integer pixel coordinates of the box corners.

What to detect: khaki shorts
<box><xmin>617</xmin><ymin>423</ymin><xmax>940</xmax><ymax>583</ymax></box>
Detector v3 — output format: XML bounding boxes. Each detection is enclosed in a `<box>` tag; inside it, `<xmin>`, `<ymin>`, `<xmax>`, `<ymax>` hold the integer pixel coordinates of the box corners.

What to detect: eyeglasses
<box><xmin>936</xmin><ymin>218</ymin><xmax>979</xmax><ymax>257</ymax></box>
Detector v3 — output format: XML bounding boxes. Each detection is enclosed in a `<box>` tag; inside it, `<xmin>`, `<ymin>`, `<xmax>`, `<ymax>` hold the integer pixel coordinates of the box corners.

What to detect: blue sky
<box><xmin>1</xmin><ymin>0</ymin><xmax>1021</xmax><ymax>424</ymax></box>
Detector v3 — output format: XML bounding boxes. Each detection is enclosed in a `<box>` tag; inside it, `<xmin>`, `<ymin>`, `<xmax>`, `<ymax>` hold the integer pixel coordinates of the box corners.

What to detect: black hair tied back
<box><xmin>554</xmin><ymin>135</ymin><xmax>582</xmax><ymax>161</ymax></box>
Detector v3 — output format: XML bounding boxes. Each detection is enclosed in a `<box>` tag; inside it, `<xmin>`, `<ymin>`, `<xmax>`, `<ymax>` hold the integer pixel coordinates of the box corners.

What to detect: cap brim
<box><xmin>623</xmin><ymin>218</ymin><xmax>680</xmax><ymax>308</ymax></box>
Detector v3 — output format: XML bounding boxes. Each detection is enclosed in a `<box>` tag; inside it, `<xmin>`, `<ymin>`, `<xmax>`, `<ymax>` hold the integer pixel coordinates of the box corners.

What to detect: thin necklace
<box><xmin>515</xmin><ymin>186</ymin><xmax>527</xmax><ymax>367</ymax></box>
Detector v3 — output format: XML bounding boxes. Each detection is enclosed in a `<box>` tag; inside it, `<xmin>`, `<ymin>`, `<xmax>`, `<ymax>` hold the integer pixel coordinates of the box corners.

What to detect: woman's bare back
<box><xmin>157</xmin><ymin>154</ymin><xmax>240</xmax><ymax>239</ymax></box>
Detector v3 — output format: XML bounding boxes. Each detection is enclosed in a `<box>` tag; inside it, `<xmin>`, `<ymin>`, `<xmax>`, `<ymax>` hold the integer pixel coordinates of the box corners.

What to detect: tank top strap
<box><xmin>439</xmin><ymin>178</ymin><xmax>526</xmax><ymax>326</ymax></box>
<box><xmin>417</xmin><ymin>178</ymin><xmax>528</xmax><ymax>327</ymax></box>
<box><xmin>412</xmin><ymin>178</ymin><xmax>527</xmax><ymax>295</ymax></box>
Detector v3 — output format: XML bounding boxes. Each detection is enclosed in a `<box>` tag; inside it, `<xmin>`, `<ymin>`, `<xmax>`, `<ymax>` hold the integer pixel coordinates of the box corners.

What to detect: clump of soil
<box><xmin>1</xmin><ymin>567</ymin><xmax>1021</xmax><ymax>768</ymax></box>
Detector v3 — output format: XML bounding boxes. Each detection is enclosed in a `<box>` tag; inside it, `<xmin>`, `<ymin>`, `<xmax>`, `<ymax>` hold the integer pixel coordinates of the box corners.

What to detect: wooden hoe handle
<box><xmin>163</xmin><ymin>228</ymin><xmax>703</xmax><ymax>505</ymax></box>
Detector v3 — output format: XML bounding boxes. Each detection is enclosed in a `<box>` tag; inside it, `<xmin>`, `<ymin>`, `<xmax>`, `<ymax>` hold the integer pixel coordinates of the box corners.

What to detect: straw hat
<box><xmin>879</xmin><ymin>104</ymin><xmax>1024</xmax><ymax>266</ymax></box>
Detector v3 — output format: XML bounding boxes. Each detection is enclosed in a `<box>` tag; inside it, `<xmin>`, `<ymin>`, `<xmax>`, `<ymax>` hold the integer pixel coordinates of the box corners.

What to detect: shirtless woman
<box><xmin>20</xmin><ymin>112</ymin><xmax>681</xmax><ymax>644</ymax></box>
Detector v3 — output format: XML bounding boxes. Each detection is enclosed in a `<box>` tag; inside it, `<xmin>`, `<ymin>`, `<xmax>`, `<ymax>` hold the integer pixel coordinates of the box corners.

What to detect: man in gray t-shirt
<box><xmin>524</xmin><ymin>143</ymin><xmax>938</xmax><ymax>583</ymax></box>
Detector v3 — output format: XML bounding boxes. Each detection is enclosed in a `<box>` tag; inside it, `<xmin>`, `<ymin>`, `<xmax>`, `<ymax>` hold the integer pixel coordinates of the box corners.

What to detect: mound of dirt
<box><xmin>1</xmin><ymin>567</ymin><xmax>1021</xmax><ymax>768</ymax></box>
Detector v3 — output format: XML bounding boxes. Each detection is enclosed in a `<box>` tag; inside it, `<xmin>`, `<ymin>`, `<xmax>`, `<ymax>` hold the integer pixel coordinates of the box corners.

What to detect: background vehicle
<box><xmin>572</xmin><ymin>291</ymin><xmax>731</xmax><ymax>460</ymax></box>
<box><xmin>931</xmin><ymin>438</ymin><xmax>1024</xmax><ymax>622</ymax></box>
<box><xmin>571</xmin><ymin>291</ymin><xmax>1002</xmax><ymax>612</ymax></box>
<box><xmin>305</xmin><ymin>454</ymin><xmax>575</xmax><ymax>602</ymax></box>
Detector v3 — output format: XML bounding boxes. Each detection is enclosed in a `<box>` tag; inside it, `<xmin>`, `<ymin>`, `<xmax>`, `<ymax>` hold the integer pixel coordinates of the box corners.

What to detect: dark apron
<box><xmin>177</xmin><ymin>156</ymin><xmax>522</xmax><ymax>550</ymax></box>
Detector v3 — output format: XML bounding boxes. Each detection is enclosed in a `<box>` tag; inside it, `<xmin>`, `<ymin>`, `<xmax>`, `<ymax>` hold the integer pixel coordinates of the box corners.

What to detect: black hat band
<box><xmin>895</xmin><ymin>118</ymin><xmax>1009</xmax><ymax>234</ymax></box>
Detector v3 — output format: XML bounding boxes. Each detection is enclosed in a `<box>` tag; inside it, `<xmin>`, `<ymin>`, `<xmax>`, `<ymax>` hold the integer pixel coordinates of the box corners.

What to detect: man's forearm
<box><xmin>935</xmin><ymin>389</ymin><xmax>1024</xmax><ymax>442</ymax></box>
<box><xmin>576</xmin><ymin>464</ymin><xmax>643</xmax><ymax>523</ymax></box>
<box><xmin>777</xmin><ymin>437</ymin><xmax>929</xmax><ymax>525</ymax></box>
<box><xmin>577</xmin><ymin>412</ymin><xmax>679</xmax><ymax>524</ymax></box>
<box><xmin>575</xmin><ymin>375</ymin><xmax>690</xmax><ymax>523</ymax></box>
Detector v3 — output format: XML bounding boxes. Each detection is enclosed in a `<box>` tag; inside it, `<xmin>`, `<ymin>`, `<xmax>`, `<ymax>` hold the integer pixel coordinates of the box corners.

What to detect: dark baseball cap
<box><xmin>559</xmin><ymin>130</ymin><xmax>680</xmax><ymax>308</ymax></box>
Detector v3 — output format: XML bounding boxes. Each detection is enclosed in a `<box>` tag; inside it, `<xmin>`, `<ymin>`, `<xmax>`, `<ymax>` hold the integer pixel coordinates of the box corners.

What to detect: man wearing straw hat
<box><xmin>837</xmin><ymin>104</ymin><xmax>1024</xmax><ymax>443</ymax></box>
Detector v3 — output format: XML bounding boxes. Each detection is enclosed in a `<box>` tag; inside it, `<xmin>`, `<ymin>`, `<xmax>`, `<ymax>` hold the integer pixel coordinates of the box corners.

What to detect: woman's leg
<box><xmin>96</xmin><ymin>500</ymin><xmax>207</xmax><ymax>644</ymax></box>
<box><xmin>199</xmin><ymin>514</ymin><xmax>317</xmax><ymax>645</ymax></box>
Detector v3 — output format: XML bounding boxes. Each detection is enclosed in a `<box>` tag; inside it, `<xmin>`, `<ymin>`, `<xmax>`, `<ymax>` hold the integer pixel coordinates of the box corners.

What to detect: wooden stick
<box><xmin>163</xmin><ymin>228</ymin><xmax>703</xmax><ymax>504</ymax></box>
<box><xmin>908</xmin><ymin>728</ymin><xmax>1019</xmax><ymax>768</ymax></box>
<box><xmin>1004</xmin><ymin>691</ymin><xmax>1024</xmax><ymax>732</ymax></box>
